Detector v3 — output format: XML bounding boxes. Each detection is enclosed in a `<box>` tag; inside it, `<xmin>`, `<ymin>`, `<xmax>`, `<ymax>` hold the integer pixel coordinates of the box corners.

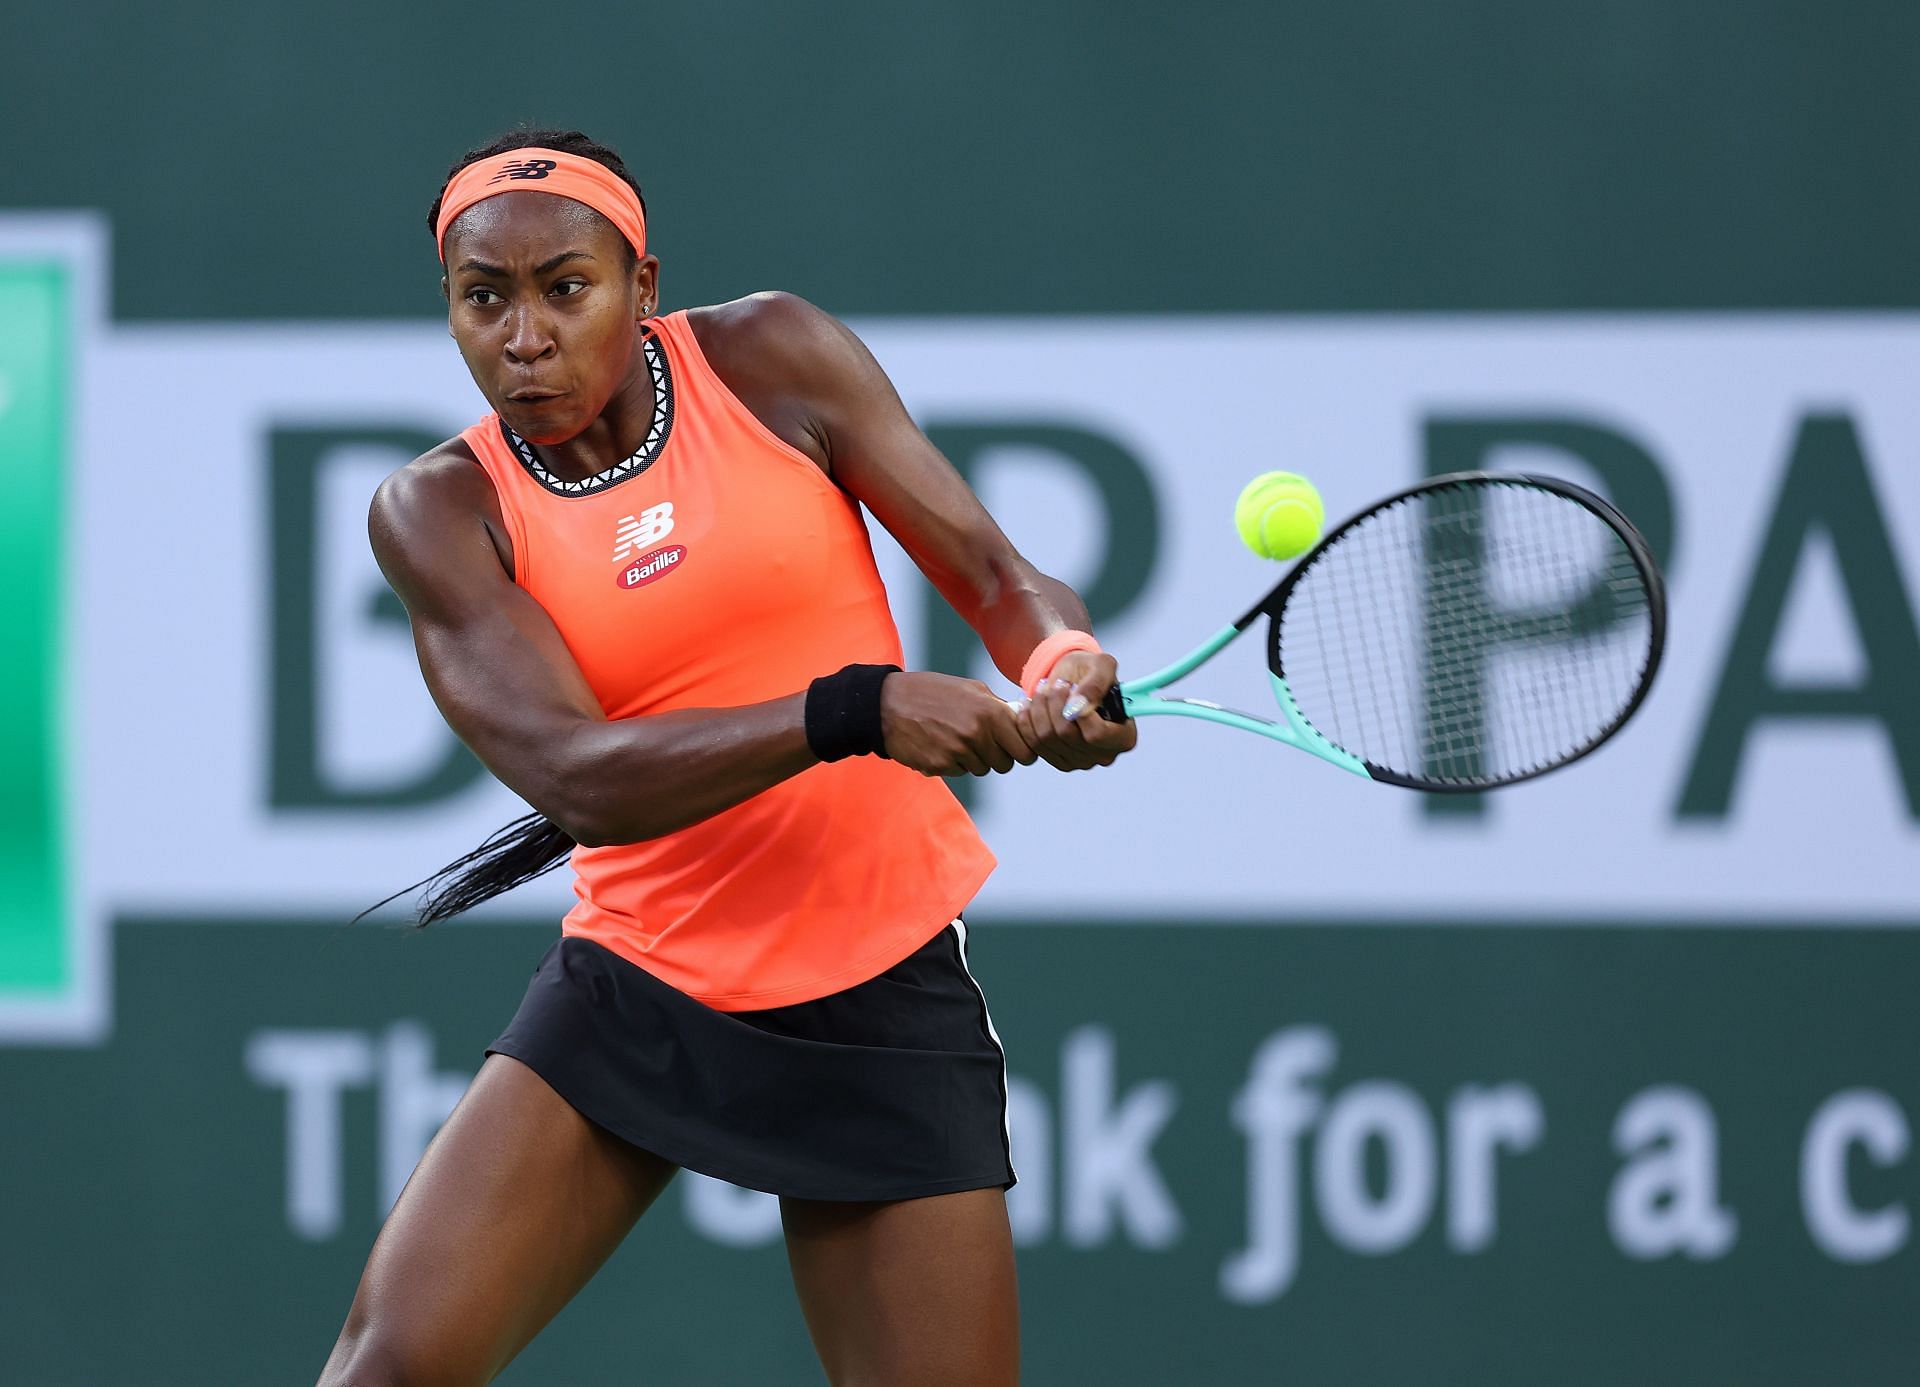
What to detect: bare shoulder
<box><xmin>681</xmin><ymin>294</ymin><xmax>894</xmax><ymax>471</ymax></box>
<box><xmin>370</xmin><ymin>436</ymin><xmax>489</xmax><ymax>539</ymax></box>
<box><xmin>689</xmin><ymin>289</ymin><xmax>845</xmax><ymax>350</ymax></box>
<box><xmin>368</xmin><ymin>435</ymin><xmax>512</xmax><ymax>586</ymax></box>
<box><xmin>686</xmin><ymin>291</ymin><xmax>871</xmax><ymax>387</ymax></box>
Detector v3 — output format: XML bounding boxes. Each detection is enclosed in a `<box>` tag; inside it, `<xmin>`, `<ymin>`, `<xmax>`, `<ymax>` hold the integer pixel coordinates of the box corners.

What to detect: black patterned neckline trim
<box><xmin>501</xmin><ymin>328</ymin><xmax>675</xmax><ymax>497</ymax></box>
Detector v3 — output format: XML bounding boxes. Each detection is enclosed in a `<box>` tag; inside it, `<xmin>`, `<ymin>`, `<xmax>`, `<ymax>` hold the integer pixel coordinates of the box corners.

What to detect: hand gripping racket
<box><xmin>1095</xmin><ymin>471</ymin><xmax>1666</xmax><ymax>791</ymax></box>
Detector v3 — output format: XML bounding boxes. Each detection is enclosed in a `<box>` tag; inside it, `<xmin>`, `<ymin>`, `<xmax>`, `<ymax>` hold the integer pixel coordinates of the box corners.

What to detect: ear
<box><xmin>633</xmin><ymin>254</ymin><xmax>660</xmax><ymax>320</ymax></box>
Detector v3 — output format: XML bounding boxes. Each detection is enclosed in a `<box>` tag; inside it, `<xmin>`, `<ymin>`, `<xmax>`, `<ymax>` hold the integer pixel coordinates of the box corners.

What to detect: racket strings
<box><xmin>1274</xmin><ymin>481</ymin><xmax>1656</xmax><ymax>787</ymax></box>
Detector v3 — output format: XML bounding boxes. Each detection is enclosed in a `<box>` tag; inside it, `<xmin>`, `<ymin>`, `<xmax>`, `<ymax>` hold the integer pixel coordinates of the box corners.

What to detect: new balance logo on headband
<box><xmin>487</xmin><ymin>159</ymin><xmax>558</xmax><ymax>185</ymax></box>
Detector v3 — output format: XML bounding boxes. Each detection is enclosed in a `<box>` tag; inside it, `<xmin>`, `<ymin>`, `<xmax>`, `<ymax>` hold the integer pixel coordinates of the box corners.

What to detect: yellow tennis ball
<box><xmin>1234</xmin><ymin>471</ymin><xmax>1325</xmax><ymax>559</ymax></box>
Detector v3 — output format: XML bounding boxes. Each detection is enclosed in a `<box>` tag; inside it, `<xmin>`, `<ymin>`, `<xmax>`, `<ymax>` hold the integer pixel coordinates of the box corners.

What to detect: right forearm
<box><xmin>541</xmin><ymin>694</ymin><xmax>819</xmax><ymax>846</ymax></box>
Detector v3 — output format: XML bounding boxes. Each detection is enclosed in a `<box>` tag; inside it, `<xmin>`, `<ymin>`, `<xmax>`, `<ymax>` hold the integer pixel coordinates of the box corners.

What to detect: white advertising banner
<box><xmin>24</xmin><ymin>220</ymin><xmax>1920</xmax><ymax>949</ymax></box>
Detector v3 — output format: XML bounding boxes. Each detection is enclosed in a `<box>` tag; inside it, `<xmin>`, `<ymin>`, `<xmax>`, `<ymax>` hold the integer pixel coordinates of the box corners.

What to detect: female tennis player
<box><xmin>314</xmin><ymin>130</ymin><xmax>1134</xmax><ymax>1387</ymax></box>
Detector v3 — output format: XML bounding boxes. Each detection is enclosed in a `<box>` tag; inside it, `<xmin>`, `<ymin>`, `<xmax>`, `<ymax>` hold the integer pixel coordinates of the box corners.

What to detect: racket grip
<box><xmin>1095</xmin><ymin>685</ymin><xmax>1130</xmax><ymax>723</ymax></box>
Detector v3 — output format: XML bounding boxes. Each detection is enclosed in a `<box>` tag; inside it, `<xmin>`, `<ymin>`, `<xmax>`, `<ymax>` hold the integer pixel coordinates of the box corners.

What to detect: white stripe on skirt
<box><xmin>950</xmin><ymin>918</ymin><xmax>1015</xmax><ymax>1179</ymax></box>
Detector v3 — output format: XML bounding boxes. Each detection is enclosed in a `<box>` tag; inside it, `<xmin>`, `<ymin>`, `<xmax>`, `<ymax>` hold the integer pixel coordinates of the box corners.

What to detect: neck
<box><xmin>524</xmin><ymin>322</ymin><xmax>658</xmax><ymax>484</ymax></box>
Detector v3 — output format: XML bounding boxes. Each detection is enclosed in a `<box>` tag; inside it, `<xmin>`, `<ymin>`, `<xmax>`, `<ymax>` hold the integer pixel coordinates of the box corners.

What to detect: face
<box><xmin>441</xmin><ymin>191</ymin><xmax>658</xmax><ymax>445</ymax></box>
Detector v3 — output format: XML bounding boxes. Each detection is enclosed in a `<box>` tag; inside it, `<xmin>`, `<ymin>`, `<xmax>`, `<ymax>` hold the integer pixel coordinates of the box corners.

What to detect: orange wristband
<box><xmin>1020</xmin><ymin>630</ymin><xmax>1102</xmax><ymax>697</ymax></box>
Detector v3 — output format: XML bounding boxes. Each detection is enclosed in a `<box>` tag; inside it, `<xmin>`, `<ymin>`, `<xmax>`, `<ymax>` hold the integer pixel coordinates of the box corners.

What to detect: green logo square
<box><xmin>0</xmin><ymin>263</ymin><xmax>71</xmax><ymax>1004</ymax></box>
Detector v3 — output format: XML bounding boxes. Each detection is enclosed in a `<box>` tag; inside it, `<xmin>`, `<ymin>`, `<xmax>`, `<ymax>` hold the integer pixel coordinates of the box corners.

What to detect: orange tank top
<box><xmin>462</xmin><ymin>310</ymin><xmax>995</xmax><ymax>1010</ymax></box>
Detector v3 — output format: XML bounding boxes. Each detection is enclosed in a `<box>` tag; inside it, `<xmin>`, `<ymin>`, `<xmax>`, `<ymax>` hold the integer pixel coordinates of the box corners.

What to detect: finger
<box><xmin>1075</xmin><ymin>714</ymin><xmax>1134</xmax><ymax>753</ymax></box>
<box><xmin>1059</xmin><ymin>701</ymin><xmax>1108</xmax><ymax>770</ymax></box>
<box><xmin>1028</xmin><ymin>721</ymin><xmax>1075</xmax><ymax>769</ymax></box>
<box><xmin>1058</xmin><ymin>701</ymin><xmax>1102</xmax><ymax>769</ymax></box>
<box><xmin>1031</xmin><ymin>726</ymin><xmax>1077</xmax><ymax>771</ymax></box>
<box><xmin>1037</xmin><ymin>680</ymin><xmax>1101</xmax><ymax>770</ymax></box>
<box><xmin>991</xmin><ymin>705</ymin><xmax>1033</xmax><ymax>770</ymax></box>
<box><xmin>1048</xmin><ymin>649</ymin><xmax>1109</xmax><ymax>691</ymax></box>
<box><xmin>1011</xmin><ymin>699</ymin><xmax>1062</xmax><ymax>768</ymax></box>
<box><xmin>1017</xmin><ymin>698</ymin><xmax>1046</xmax><ymax>749</ymax></box>
<box><xmin>1054</xmin><ymin>654</ymin><xmax>1119</xmax><ymax>724</ymax></box>
<box><xmin>990</xmin><ymin>709</ymin><xmax>1037</xmax><ymax>766</ymax></box>
<box><xmin>1036</xmin><ymin>678</ymin><xmax>1080</xmax><ymax>745</ymax></box>
<box><xmin>1061</xmin><ymin>670</ymin><xmax>1114</xmax><ymax>725</ymax></box>
<box><xmin>1085</xmin><ymin>721</ymin><xmax>1138</xmax><ymax>766</ymax></box>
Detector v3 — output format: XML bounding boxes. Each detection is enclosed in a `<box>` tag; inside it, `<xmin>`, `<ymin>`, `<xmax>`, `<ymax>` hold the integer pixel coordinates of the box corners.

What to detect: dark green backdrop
<box><xmin>9</xmin><ymin>2</ymin><xmax>1919</xmax><ymax>321</ymax></box>
<box><xmin>5</xmin><ymin>919</ymin><xmax>1916</xmax><ymax>1385</ymax></box>
<box><xmin>7</xmin><ymin>5</ymin><xmax>1920</xmax><ymax>1384</ymax></box>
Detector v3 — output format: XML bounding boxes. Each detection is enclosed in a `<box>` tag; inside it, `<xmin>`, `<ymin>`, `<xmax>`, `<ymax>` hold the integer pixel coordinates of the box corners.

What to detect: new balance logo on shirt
<box><xmin>613</xmin><ymin>503</ymin><xmax>675</xmax><ymax>562</ymax></box>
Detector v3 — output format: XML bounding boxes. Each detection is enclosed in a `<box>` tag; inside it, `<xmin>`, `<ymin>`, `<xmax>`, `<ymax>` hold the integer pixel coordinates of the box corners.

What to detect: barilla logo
<box><xmin>617</xmin><ymin>545</ymin><xmax>686</xmax><ymax>590</ymax></box>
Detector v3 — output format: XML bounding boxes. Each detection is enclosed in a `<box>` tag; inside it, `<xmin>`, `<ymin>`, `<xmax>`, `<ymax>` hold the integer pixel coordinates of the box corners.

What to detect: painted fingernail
<box><xmin>1063</xmin><ymin>694</ymin><xmax>1089</xmax><ymax>721</ymax></box>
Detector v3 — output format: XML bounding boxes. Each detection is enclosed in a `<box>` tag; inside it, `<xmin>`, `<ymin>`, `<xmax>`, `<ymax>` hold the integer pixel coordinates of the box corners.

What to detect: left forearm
<box><xmin>947</xmin><ymin>557</ymin><xmax>1092</xmax><ymax>688</ymax></box>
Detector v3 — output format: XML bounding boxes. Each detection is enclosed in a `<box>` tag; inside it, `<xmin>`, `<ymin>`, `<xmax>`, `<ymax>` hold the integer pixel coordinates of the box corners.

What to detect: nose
<box><xmin>503</xmin><ymin>300</ymin><xmax>557</xmax><ymax>364</ymax></box>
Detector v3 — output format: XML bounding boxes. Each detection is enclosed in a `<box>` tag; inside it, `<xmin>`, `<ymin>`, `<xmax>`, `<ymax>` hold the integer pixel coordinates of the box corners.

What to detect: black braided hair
<box><xmin>357</xmin><ymin>811</ymin><xmax>577</xmax><ymax>927</ymax></box>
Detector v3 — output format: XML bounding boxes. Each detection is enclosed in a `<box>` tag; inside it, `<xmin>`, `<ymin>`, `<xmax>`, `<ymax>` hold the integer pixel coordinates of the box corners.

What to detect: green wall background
<box><xmin>8</xmin><ymin>2</ymin><xmax>1919</xmax><ymax>321</ymax></box>
<box><xmin>6</xmin><ymin>5</ymin><xmax>1920</xmax><ymax>1383</ymax></box>
<box><xmin>5</xmin><ymin>920</ymin><xmax>1916</xmax><ymax>1385</ymax></box>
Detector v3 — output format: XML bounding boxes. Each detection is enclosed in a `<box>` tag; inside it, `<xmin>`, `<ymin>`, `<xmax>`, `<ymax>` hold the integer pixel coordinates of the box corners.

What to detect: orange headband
<box><xmin>434</xmin><ymin>147</ymin><xmax>647</xmax><ymax>263</ymax></box>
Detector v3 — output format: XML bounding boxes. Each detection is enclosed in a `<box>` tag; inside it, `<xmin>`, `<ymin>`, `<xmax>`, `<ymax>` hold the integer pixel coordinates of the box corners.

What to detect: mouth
<box><xmin>505</xmin><ymin>387</ymin><xmax>567</xmax><ymax>404</ymax></box>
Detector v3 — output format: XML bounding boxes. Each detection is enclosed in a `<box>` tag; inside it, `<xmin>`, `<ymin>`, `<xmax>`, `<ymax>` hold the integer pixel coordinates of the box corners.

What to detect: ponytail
<box><xmin>358</xmin><ymin>811</ymin><xmax>575</xmax><ymax>926</ymax></box>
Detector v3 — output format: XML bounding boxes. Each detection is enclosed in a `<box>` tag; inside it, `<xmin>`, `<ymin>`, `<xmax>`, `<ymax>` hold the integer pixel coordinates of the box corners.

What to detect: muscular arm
<box><xmin>694</xmin><ymin>293</ymin><xmax>1135</xmax><ymax>767</ymax></box>
<box><xmin>697</xmin><ymin>293</ymin><xmax>1089</xmax><ymax>684</ymax></box>
<box><xmin>369</xmin><ymin>447</ymin><xmax>818</xmax><ymax>846</ymax></box>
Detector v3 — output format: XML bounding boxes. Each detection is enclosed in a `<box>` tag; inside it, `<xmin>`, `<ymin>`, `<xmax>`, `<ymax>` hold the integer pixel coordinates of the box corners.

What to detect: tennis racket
<box><xmin>1094</xmin><ymin>471</ymin><xmax>1666</xmax><ymax>791</ymax></box>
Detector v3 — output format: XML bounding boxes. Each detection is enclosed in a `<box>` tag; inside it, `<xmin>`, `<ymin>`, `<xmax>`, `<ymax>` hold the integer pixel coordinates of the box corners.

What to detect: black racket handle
<box><xmin>1095</xmin><ymin>685</ymin><xmax>1130</xmax><ymax>723</ymax></box>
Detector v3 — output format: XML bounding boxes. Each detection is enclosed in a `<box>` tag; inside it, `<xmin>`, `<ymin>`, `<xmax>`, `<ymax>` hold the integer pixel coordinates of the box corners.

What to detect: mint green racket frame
<box><xmin>1110</xmin><ymin>624</ymin><xmax>1371</xmax><ymax>779</ymax></box>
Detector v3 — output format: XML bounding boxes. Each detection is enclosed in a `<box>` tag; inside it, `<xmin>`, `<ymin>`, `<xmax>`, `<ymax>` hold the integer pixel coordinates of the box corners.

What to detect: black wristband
<box><xmin>805</xmin><ymin>663</ymin><xmax>901</xmax><ymax>762</ymax></box>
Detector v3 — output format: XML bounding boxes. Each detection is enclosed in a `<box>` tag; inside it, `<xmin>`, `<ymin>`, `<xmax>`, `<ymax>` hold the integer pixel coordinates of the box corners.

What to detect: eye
<box><xmin>551</xmin><ymin>279</ymin><xmax>589</xmax><ymax>297</ymax></box>
<box><xmin>464</xmin><ymin>286</ymin><xmax>503</xmax><ymax>306</ymax></box>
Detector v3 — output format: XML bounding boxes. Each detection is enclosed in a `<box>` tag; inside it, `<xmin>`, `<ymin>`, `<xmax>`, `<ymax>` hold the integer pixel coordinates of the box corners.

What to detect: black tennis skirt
<box><xmin>487</xmin><ymin>921</ymin><xmax>1015</xmax><ymax>1203</ymax></box>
